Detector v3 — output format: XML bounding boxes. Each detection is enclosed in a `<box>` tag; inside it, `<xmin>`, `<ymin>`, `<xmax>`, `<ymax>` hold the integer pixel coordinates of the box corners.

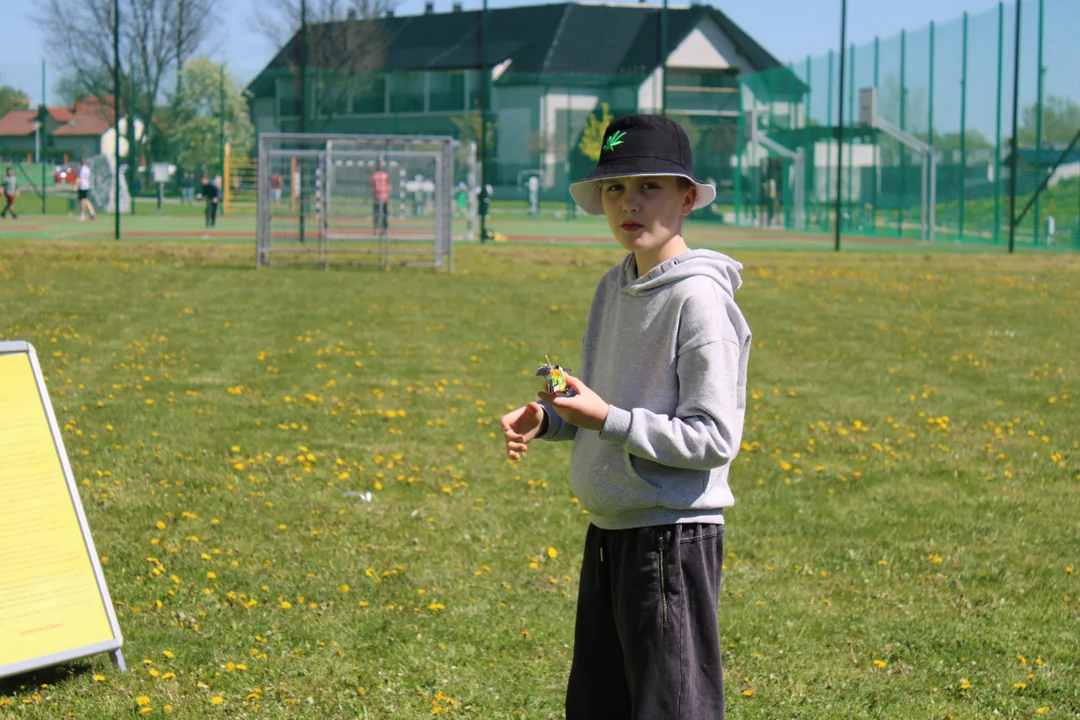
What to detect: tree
<box><xmin>253</xmin><ymin>0</ymin><xmax>398</xmax><ymax>131</ymax></box>
<box><xmin>1019</xmin><ymin>95</ymin><xmax>1080</xmax><ymax>147</ymax></box>
<box><xmin>578</xmin><ymin>102</ymin><xmax>614</xmax><ymax>162</ymax></box>
<box><xmin>168</xmin><ymin>58</ymin><xmax>254</xmax><ymax>174</ymax></box>
<box><xmin>0</xmin><ymin>86</ymin><xmax>31</xmax><ymax>118</ymax></box>
<box><xmin>35</xmin><ymin>0</ymin><xmax>219</xmax><ymax>161</ymax></box>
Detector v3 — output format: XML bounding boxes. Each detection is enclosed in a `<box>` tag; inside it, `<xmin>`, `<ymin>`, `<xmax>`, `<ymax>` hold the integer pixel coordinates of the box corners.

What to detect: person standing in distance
<box><xmin>370</xmin><ymin>161</ymin><xmax>390</xmax><ymax>237</ymax></box>
<box><xmin>196</xmin><ymin>174</ymin><xmax>220</xmax><ymax>228</ymax></box>
<box><xmin>1</xmin><ymin>168</ymin><xmax>18</xmax><ymax>219</ymax></box>
<box><xmin>77</xmin><ymin>159</ymin><xmax>96</xmax><ymax>221</ymax></box>
<box><xmin>500</xmin><ymin>114</ymin><xmax>751</xmax><ymax>720</ymax></box>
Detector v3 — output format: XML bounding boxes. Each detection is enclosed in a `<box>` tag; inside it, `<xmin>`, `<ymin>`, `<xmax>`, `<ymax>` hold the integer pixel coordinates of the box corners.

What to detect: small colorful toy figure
<box><xmin>536</xmin><ymin>356</ymin><xmax>576</xmax><ymax>397</ymax></box>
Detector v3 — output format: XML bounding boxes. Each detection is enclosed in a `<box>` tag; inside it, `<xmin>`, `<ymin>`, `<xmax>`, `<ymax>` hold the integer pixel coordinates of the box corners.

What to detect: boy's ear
<box><xmin>681</xmin><ymin>185</ymin><xmax>698</xmax><ymax>217</ymax></box>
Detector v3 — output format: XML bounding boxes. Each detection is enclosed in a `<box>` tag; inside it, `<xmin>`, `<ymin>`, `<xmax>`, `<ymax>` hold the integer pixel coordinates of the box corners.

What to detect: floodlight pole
<box><xmin>113</xmin><ymin>0</ymin><xmax>121</xmax><ymax>240</ymax></box>
<box><xmin>834</xmin><ymin>0</ymin><xmax>847</xmax><ymax>251</ymax></box>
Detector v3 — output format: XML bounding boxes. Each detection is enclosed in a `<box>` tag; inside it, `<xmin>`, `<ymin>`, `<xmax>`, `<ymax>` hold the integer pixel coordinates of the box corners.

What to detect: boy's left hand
<box><xmin>538</xmin><ymin>375</ymin><xmax>609</xmax><ymax>432</ymax></box>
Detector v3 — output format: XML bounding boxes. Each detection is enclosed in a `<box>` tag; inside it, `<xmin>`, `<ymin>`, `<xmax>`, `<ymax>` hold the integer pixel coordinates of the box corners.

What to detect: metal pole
<box><xmin>734</xmin><ymin>88</ymin><xmax>743</xmax><ymax>225</ymax></box>
<box><xmin>872</xmin><ymin>36</ymin><xmax>879</xmax><ymax>232</ymax></box>
<box><xmin>928</xmin><ymin>21</ymin><xmax>934</xmax><ymax>242</ymax></box>
<box><xmin>661</xmin><ymin>0</ymin><xmax>668</xmax><ymax>116</ymax></box>
<box><xmin>479</xmin><ymin>0</ymin><xmax>489</xmax><ymax>241</ymax></box>
<box><xmin>113</xmin><ymin>0</ymin><xmax>120</xmax><ymax>240</ymax></box>
<box><xmin>804</xmin><ymin>55</ymin><xmax>811</xmax><ymax>225</ymax></box>
<box><xmin>129</xmin><ymin>68</ymin><xmax>136</xmax><ymax>215</ymax></box>
<box><xmin>566</xmin><ymin>84</ymin><xmax>572</xmax><ymax>221</ymax></box>
<box><xmin>834</xmin><ymin>0</ymin><xmax>846</xmax><ymax>250</ymax></box>
<box><xmin>994</xmin><ymin>1</ymin><xmax>1004</xmax><ymax>244</ymax></box>
<box><xmin>1008</xmin><ymin>0</ymin><xmax>1022</xmax><ymax>254</ymax></box>
<box><xmin>41</xmin><ymin>59</ymin><xmax>46</xmax><ymax>215</ymax></box>
<box><xmin>959</xmin><ymin>12</ymin><xmax>968</xmax><ymax>240</ymax></box>
<box><xmin>826</xmin><ymin>49</ymin><xmax>833</xmax><ymax>232</ymax></box>
<box><xmin>899</xmin><ymin>29</ymin><xmax>906</xmax><ymax>237</ymax></box>
<box><xmin>298</xmin><ymin>0</ymin><xmax>307</xmax><ymax>243</ymax></box>
<box><xmin>1033</xmin><ymin>0</ymin><xmax>1044</xmax><ymax>245</ymax></box>
<box><xmin>219</xmin><ymin>63</ymin><xmax>227</xmax><ymax>186</ymax></box>
<box><xmin>847</xmin><ymin>41</ymin><xmax>854</xmax><ymax>230</ymax></box>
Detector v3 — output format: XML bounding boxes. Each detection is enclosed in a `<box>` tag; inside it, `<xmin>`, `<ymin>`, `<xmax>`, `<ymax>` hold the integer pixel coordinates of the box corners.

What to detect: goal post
<box><xmin>256</xmin><ymin>133</ymin><xmax>476</xmax><ymax>270</ymax></box>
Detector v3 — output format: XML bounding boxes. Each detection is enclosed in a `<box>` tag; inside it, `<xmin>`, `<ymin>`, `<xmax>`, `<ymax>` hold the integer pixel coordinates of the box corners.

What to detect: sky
<box><xmin>0</xmin><ymin>0</ymin><xmax>1016</xmax><ymax>107</ymax></box>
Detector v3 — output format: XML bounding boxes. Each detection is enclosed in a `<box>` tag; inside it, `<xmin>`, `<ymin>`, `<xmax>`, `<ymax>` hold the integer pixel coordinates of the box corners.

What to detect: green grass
<box><xmin>0</xmin><ymin>241</ymin><xmax>1078</xmax><ymax>718</ymax></box>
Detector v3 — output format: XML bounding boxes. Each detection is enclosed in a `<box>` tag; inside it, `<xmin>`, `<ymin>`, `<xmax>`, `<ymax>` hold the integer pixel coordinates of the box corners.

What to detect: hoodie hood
<box><xmin>620</xmin><ymin>249</ymin><xmax>743</xmax><ymax>298</ymax></box>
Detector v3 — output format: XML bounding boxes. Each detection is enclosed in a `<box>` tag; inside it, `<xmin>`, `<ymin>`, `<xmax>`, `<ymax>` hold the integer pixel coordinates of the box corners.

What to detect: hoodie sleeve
<box><xmin>537</xmin><ymin>401</ymin><xmax>578</xmax><ymax>442</ymax></box>
<box><xmin>599</xmin><ymin>291</ymin><xmax>750</xmax><ymax>470</ymax></box>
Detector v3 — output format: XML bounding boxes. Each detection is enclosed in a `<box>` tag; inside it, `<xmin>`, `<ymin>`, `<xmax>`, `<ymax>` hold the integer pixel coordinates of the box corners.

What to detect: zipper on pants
<box><xmin>657</xmin><ymin>534</ymin><xmax>669</xmax><ymax>625</ymax></box>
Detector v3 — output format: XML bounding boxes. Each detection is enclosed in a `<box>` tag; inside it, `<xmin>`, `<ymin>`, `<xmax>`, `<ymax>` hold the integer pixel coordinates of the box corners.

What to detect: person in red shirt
<box><xmin>370</xmin><ymin>161</ymin><xmax>390</xmax><ymax>237</ymax></box>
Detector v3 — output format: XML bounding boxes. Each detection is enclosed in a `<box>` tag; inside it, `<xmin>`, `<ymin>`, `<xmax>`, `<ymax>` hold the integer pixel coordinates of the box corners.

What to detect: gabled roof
<box><xmin>248</xmin><ymin>1</ymin><xmax>791</xmax><ymax>95</ymax></box>
<box><xmin>52</xmin><ymin>96</ymin><xmax>116</xmax><ymax>137</ymax></box>
<box><xmin>0</xmin><ymin>110</ymin><xmax>38</xmax><ymax>137</ymax></box>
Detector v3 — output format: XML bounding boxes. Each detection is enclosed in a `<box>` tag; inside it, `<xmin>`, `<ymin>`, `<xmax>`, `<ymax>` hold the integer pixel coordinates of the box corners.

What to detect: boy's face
<box><xmin>600</xmin><ymin>176</ymin><xmax>695</xmax><ymax>254</ymax></box>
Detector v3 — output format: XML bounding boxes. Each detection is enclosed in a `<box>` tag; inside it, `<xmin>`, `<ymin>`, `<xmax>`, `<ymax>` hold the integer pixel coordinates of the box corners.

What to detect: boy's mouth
<box><xmin>620</xmin><ymin>221</ymin><xmax>644</xmax><ymax>232</ymax></box>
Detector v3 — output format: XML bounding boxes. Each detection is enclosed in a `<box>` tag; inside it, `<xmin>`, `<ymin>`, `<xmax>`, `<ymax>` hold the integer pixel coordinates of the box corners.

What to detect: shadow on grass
<box><xmin>0</xmin><ymin>662</ymin><xmax>99</xmax><ymax>698</ymax></box>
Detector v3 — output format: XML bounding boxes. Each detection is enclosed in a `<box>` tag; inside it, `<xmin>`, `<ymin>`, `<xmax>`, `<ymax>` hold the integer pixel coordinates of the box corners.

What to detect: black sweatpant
<box><xmin>205</xmin><ymin>199</ymin><xmax>218</xmax><ymax>228</ymax></box>
<box><xmin>566</xmin><ymin>523</ymin><xmax>725</xmax><ymax>720</ymax></box>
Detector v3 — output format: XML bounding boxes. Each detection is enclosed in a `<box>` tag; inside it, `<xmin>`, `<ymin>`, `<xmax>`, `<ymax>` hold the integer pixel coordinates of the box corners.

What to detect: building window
<box><xmin>390</xmin><ymin>72</ymin><xmax>425</xmax><ymax>113</ymax></box>
<box><xmin>352</xmin><ymin>74</ymin><xmax>386</xmax><ymax>114</ymax></box>
<box><xmin>429</xmin><ymin>72</ymin><xmax>465</xmax><ymax>112</ymax></box>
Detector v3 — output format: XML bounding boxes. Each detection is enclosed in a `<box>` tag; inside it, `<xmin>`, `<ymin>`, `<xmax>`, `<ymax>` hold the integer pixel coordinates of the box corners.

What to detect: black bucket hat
<box><xmin>569</xmin><ymin>113</ymin><xmax>716</xmax><ymax>216</ymax></box>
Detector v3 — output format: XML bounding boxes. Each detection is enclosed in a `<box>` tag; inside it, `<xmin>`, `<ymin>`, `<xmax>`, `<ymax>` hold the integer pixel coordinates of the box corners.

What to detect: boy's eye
<box><xmin>605</xmin><ymin>184</ymin><xmax>623</xmax><ymax>193</ymax></box>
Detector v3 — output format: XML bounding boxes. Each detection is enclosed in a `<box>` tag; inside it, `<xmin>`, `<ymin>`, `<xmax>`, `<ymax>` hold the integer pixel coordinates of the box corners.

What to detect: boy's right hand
<box><xmin>500</xmin><ymin>402</ymin><xmax>546</xmax><ymax>460</ymax></box>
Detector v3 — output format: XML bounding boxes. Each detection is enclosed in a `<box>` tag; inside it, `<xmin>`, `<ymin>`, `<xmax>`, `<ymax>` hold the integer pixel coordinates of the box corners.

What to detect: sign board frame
<box><xmin>0</xmin><ymin>340</ymin><xmax>125</xmax><ymax>679</ymax></box>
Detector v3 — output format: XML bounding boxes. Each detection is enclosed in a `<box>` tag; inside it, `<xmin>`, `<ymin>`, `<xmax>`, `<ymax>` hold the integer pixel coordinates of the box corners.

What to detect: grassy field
<box><xmin>0</xmin><ymin>240</ymin><xmax>1078</xmax><ymax>719</ymax></box>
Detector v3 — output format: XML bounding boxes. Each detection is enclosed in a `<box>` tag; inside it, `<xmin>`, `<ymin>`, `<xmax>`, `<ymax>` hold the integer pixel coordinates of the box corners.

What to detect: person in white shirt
<box><xmin>77</xmin><ymin>159</ymin><xmax>96</xmax><ymax>221</ymax></box>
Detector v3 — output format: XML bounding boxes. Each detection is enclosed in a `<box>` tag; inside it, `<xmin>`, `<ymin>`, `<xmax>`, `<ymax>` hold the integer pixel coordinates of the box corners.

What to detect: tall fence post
<box><xmin>1033</xmin><ymin>0</ymin><xmax>1044</xmax><ymax>245</ymax></box>
<box><xmin>826</xmin><ymin>49</ymin><xmax>834</xmax><ymax>231</ymax></box>
<box><xmin>899</xmin><ymin>29</ymin><xmax>906</xmax><ymax>237</ymax></box>
<box><xmin>835</xmin><ymin>0</ymin><xmax>847</xmax><ymax>251</ymax></box>
<box><xmin>847</xmin><ymin>41</ymin><xmax>854</xmax><ymax>232</ymax></box>
<box><xmin>41</xmin><ymin>59</ymin><xmax>46</xmax><ymax>216</ymax></box>
<box><xmin>872</xmin><ymin>36</ymin><xmax>879</xmax><ymax>233</ymax></box>
<box><xmin>1008</xmin><ymin>0</ymin><xmax>1022</xmax><ymax>254</ymax></box>
<box><xmin>928</xmin><ymin>22</ymin><xmax>935</xmax><ymax>241</ymax></box>
<box><xmin>994</xmin><ymin>1</ymin><xmax>1004</xmax><ymax>244</ymax></box>
<box><xmin>735</xmin><ymin>80</ymin><xmax>743</xmax><ymax>226</ymax></box>
<box><xmin>959</xmin><ymin>12</ymin><xmax>968</xmax><ymax>241</ymax></box>
<box><xmin>113</xmin><ymin>0</ymin><xmax>120</xmax><ymax>241</ymax></box>
<box><xmin>805</xmin><ymin>55</ymin><xmax>811</xmax><ymax>224</ymax></box>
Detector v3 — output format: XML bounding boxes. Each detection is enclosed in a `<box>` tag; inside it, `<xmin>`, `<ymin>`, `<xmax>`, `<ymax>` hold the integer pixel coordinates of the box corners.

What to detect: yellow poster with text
<box><xmin>0</xmin><ymin>353</ymin><xmax>114</xmax><ymax>668</ymax></box>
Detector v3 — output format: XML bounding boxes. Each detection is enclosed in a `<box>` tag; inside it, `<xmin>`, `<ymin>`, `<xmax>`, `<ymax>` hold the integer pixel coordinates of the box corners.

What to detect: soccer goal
<box><xmin>256</xmin><ymin>133</ymin><xmax>476</xmax><ymax>270</ymax></box>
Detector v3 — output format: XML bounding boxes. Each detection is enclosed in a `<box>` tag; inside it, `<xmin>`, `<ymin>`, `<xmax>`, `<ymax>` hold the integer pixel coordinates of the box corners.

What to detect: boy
<box><xmin>369</xmin><ymin>161</ymin><xmax>389</xmax><ymax>237</ymax></box>
<box><xmin>500</xmin><ymin>114</ymin><xmax>752</xmax><ymax>720</ymax></box>
<box><xmin>77</xmin><ymin>159</ymin><xmax>96</xmax><ymax>221</ymax></box>
<box><xmin>195</xmin><ymin>175</ymin><xmax>219</xmax><ymax>228</ymax></box>
<box><xmin>1</xmin><ymin>168</ymin><xmax>17</xmax><ymax>219</ymax></box>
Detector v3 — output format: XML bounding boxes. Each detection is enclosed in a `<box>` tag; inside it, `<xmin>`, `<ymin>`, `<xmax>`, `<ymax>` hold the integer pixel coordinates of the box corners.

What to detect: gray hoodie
<box><xmin>540</xmin><ymin>249</ymin><xmax>752</xmax><ymax>530</ymax></box>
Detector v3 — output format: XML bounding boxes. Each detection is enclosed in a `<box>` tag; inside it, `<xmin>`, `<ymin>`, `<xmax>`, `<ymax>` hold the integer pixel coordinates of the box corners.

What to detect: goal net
<box><xmin>256</xmin><ymin>133</ymin><xmax>476</xmax><ymax>270</ymax></box>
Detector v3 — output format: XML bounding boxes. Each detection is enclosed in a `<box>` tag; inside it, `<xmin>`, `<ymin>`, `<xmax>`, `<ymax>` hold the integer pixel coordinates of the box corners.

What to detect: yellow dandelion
<box><xmin>93</xmin><ymin>675</ymin><xmax>105</xmax><ymax>682</ymax></box>
<box><xmin>742</xmin><ymin>689</ymin><xmax>754</xmax><ymax>697</ymax></box>
<box><xmin>136</xmin><ymin>696</ymin><xmax>150</xmax><ymax>706</ymax></box>
<box><xmin>873</xmin><ymin>659</ymin><xmax>887</xmax><ymax>668</ymax></box>
<box><xmin>211</xmin><ymin>696</ymin><xmax>224</xmax><ymax>705</ymax></box>
<box><xmin>339</xmin><ymin>584</ymin><xmax>350</xmax><ymax>593</ymax></box>
<box><xmin>547</xmin><ymin>547</ymin><xmax>558</xmax><ymax>559</ymax></box>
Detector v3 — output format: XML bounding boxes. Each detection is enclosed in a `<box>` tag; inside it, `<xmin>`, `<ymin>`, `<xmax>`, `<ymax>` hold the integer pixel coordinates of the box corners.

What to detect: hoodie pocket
<box><xmin>625</xmin><ymin>454</ymin><xmax>710</xmax><ymax>510</ymax></box>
